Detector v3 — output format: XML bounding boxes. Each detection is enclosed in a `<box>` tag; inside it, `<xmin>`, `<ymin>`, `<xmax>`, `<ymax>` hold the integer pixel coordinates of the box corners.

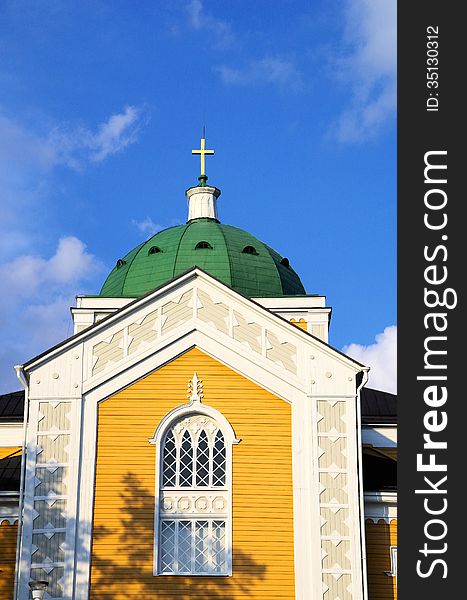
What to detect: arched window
<box><xmin>242</xmin><ymin>245</ymin><xmax>258</xmax><ymax>255</ymax></box>
<box><xmin>195</xmin><ymin>241</ymin><xmax>213</xmax><ymax>250</ymax></box>
<box><xmin>155</xmin><ymin>413</ymin><xmax>232</xmax><ymax>575</ymax></box>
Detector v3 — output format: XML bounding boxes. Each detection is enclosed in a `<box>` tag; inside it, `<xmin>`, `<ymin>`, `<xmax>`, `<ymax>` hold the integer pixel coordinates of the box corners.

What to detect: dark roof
<box><xmin>361</xmin><ymin>387</ymin><xmax>397</xmax><ymax>425</ymax></box>
<box><xmin>0</xmin><ymin>450</ymin><xmax>22</xmax><ymax>492</ymax></box>
<box><xmin>0</xmin><ymin>391</ymin><xmax>24</xmax><ymax>422</ymax></box>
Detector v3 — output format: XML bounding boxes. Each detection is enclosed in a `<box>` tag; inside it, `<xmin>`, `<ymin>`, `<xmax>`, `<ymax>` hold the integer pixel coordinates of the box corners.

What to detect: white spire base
<box><xmin>186</xmin><ymin>185</ymin><xmax>221</xmax><ymax>221</ymax></box>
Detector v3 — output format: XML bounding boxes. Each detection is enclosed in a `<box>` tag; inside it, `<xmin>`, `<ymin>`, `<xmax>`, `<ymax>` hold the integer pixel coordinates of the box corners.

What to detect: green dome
<box><xmin>99</xmin><ymin>218</ymin><xmax>306</xmax><ymax>298</ymax></box>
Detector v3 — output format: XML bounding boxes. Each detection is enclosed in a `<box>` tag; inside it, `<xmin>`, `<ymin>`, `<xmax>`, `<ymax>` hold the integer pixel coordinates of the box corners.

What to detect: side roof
<box><xmin>360</xmin><ymin>387</ymin><xmax>397</xmax><ymax>425</ymax></box>
<box><xmin>0</xmin><ymin>387</ymin><xmax>397</xmax><ymax>425</ymax></box>
<box><xmin>0</xmin><ymin>390</ymin><xmax>24</xmax><ymax>422</ymax></box>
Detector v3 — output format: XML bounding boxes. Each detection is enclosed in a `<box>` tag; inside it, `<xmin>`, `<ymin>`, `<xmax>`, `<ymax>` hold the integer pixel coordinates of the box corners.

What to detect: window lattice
<box><xmin>159</xmin><ymin>414</ymin><xmax>229</xmax><ymax>575</ymax></box>
<box><xmin>179</xmin><ymin>430</ymin><xmax>193</xmax><ymax>487</ymax></box>
<box><xmin>162</xmin><ymin>431</ymin><xmax>176</xmax><ymax>487</ymax></box>
<box><xmin>160</xmin><ymin>519</ymin><xmax>227</xmax><ymax>575</ymax></box>
<box><xmin>161</xmin><ymin>415</ymin><xmax>226</xmax><ymax>489</ymax></box>
<box><xmin>196</xmin><ymin>430</ymin><xmax>210</xmax><ymax>486</ymax></box>
<box><xmin>213</xmin><ymin>430</ymin><xmax>226</xmax><ymax>486</ymax></box>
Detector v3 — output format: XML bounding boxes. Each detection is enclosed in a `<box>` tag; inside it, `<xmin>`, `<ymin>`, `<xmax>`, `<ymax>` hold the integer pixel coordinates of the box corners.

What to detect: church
<box><xmin>0</xmin><ymin>138</ymin><xmax>397</xmax><ymax>600</ymax></box>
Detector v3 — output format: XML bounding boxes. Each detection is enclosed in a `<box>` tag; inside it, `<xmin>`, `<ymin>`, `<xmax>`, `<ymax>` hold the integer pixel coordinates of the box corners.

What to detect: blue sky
<box><xmin>0</xmin><ymin>0</ymin><xmax>396</xmax><ymax>393</ymax></box>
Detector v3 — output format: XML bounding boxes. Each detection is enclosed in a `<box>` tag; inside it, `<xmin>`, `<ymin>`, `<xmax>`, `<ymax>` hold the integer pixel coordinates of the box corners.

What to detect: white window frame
<box><xmin>149</xmin><ymin>400</ymin><xmax>239</xmax><ymax>576</ymax></box>
<box><xmin>385</xmin><ymin>545</ymin><xmax>397</xmax><ymax>579</ymax></box>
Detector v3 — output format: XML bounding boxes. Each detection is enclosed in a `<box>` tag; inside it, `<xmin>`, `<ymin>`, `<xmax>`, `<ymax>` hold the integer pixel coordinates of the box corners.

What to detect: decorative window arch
<box><xmin>149</xmin><ymin>373</ymin><xmax>239</xmax><ymax>576</ymax></box>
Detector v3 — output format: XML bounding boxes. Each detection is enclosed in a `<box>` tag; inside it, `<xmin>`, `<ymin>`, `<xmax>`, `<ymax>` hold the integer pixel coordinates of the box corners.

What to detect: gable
<box><xmin>24</xmin><ymin>270</ymin><xmax>364</xmax><ymax>402</ymax></box>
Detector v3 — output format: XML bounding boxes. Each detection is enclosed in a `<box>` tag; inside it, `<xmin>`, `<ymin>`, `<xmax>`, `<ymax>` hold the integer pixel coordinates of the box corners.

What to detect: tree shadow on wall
<box><xmin>89</xmin><ymin>473</ymin><xmax>267</xmax><ymax>599</ymax></box>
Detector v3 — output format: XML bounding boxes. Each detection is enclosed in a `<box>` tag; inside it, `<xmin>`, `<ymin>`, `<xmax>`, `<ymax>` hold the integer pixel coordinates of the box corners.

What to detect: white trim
<box><xmin>356</xmin><ymin>380</ymin><xmax>369</xmax><ymax>600</ymax></box>
<box><xmin>72</xmin><ymin>397</ymin><xmax>97</xmax><ymax>599</ymax></box>
<box><xmin>0</xmin><ymin>423</ymin><xmax>24</xmax><ymax>446</ymax></box>
<box><xmin>0</xmin><ymin>493</ymin><xmax>19</xmax><ymax>524</ymax></box>
<box><xmin>385</xmin><ymin>546</ymin><xmax>397</xmax><ymax>578</ymax></box>
<box><xmin>75</xmin><ymin>296</ymin><xmax>132</xmax><ymax>310</ymax></box>
<box><xmin>364</xmin><ymin>491</ymin><xmax>397</xmax><ymax>505</ymax></box>
<box><xmin>63</xmin><ymin>399</ymin><xmax>82</xmax><ymax>599</ymax></box>
<box><xmin>307</xmin><ymin>392</ymin><xmax>327</xmax><ymax>600</ymax></box>
<box><xmin>149</xmin><ymin>394</ymin><xmax>239</xmax><ymax>577</ymax></box>
<box><xmin>17</xmin><ymin>400</ymin><xmax>39</xmax><ymax>600</ymax></box>
<box><xmin>0</xmin><ymin>516</ymin><xmax>18</xmax><ymax>525</ymax></box>
<box><xmin>13</xmin><ymin>366</ymin><xmax>29</xmax><ymax>600</ymax></box>
<box><xmin>253</xmin><ymin>296</ymin><xmax>327</xmax><ymax>309</ymax></box>
<box><xmin>349</xmin><ymin>389</ymin><xmax>365</xmax><ymax>599</ymax></box>
<box><xmin>361</xmin><ymin>426</ymin><xmax>397</xmax><ymax>447</ymax></box>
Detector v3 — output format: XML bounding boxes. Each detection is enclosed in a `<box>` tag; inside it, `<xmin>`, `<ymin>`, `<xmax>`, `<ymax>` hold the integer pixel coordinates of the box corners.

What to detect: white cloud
<box><xmin>0</xmin><ymin>106</ymin><xmax>146</xmax><ymax>255</ymax></box>
<box><xmin>0</xmin><ymin>105</ymin><xmax>145</xmax><ymax>174</ymax></box>
<box><xmin>132</xmin><ymin>217</ymin><xmax>164</xmax><ymax>237</ymax></box>
<box><xmin>0</xmin><ymin>236</ymin><xmax>105</xmax><ymax>393</ymax></box>
<box><xmin>215</xmin><ymin>56</ymin><xmax>303</xmax><ymax>91</ymax></box>
<box><xmin>329</xmin><ymin>0</ymin><xmax>396</xmax><ymax>142</ymax></box>
<box><xmin>0</xmin><ymin>236</ymin><xmax>104</xmax><ymax>301</ymax></box>
<box><xmin>89</xmin><ymin>106</ymin><xmax>143</xmax><ymax>162</ymax></box>
<box><xmin>132</xmin><ymin>217</ymin><xmax>184</xmax><ymax>239</ymax></box>
<box><xmin>186</xmin><ymin>1</ymin><xmax>299</xmax><ymax>91</ymax></box>
<box><xmin>343</xmin><ymin>325</ymin><xmax>397</xmax><ymax>393</ymax></box>
<box><xmin>48</xmin><ymin>105</ymin><xmax>145</xmax><ymax>168</ymax></box>
<box><xmin>187</xmin><ymin>0</ymin><xmax>203</xmax><ymax>29</ymax></box>
<box><xmin>186</xmin><ymin>0</ymin><xmax>234</xmax><ymax>47</ymax></box>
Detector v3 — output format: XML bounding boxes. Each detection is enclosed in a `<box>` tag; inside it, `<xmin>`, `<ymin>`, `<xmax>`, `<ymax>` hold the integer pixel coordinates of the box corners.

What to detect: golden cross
<box><xmin>192</xmin><ymin>136</ymin><xmax>214</xmax><ymax>176</ymax></box>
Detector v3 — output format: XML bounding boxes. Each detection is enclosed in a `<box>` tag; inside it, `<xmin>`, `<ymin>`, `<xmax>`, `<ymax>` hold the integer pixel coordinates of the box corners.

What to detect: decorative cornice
<box><xmin>364</xmin><ymin>491</ymin><xmax>397</xmax><ymax>523</ymax></box>
<box><xmin>0</xmin><ymin>517</ymin><xmax>19</xmax><ymax>525</ymax></box>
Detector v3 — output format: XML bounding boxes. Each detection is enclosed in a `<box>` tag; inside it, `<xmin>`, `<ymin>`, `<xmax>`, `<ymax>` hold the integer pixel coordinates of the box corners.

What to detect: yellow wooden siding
<box><xmin>90</xmin><ymin>347</ymin><xmax>295</xmax><ymax>599</ymax></box>
<box><xmin>365</xmin><ymin>519</ymin><xmax>397</xmax><ymax>600</ymax></box>
<box><xmin>0</xmin><ymin>521</ymin><xmax>17</xmax><ymax>599</ymax></box>
<box><xmin>290</xmin><ymin>318</ymin><xmax>307</xmax><ymax>331</ymax></box>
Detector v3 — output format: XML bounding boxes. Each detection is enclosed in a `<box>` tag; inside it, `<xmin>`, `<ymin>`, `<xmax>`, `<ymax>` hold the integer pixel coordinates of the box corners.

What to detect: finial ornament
<box><xmin>192</xmin><ymin>132</ymin><xmax>214</xmax><ymax>179</ymax></box>
<box><xmin>187</xmin><ymin>372</ymin><xmax>204</xmax><ymax>404</ymax></box>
